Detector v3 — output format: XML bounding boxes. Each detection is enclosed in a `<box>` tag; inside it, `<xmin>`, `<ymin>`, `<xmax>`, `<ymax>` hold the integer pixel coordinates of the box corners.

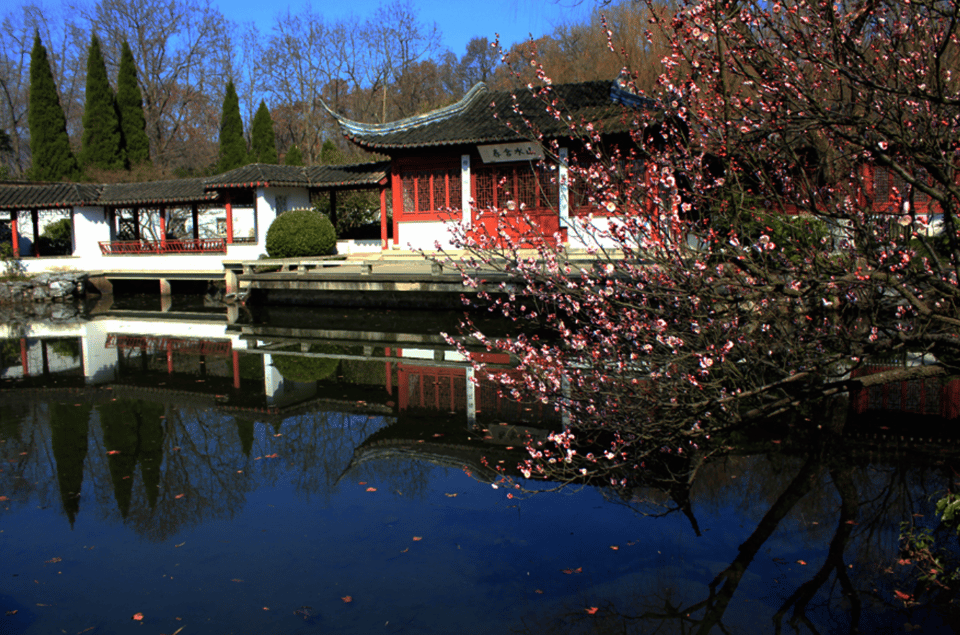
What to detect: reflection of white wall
<box><xmin>262</xmin><ymin>352</ymin><xmax>318</xmax><ymax>407</ymax></box>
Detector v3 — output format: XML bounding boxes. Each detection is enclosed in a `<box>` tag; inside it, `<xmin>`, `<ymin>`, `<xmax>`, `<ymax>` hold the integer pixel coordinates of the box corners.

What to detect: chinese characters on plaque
<box><xmin>477</xmin><ymin>142</ymin><xmax>544</xmax><ymax>164</ymax></box>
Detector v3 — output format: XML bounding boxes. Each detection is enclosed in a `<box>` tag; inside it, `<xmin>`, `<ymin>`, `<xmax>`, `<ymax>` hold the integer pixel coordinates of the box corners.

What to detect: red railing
<box><xmin>98</xmin><ymin>238</ymin><xmax>228</xmax><ymax>255</ymax></box>
<box><xmin>105</xmin><ymin>334</ymin><xmax>233</xmax><ymax>356</ymax></box>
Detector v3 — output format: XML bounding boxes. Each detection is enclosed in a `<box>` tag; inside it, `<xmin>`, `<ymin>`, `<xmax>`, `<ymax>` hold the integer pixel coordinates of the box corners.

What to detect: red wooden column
<box><xmin>380</xmin><ymin>182</ymin><xmax>388</xmax><ymax>250</ymax></box>
<box><xmin>166</xmin><ymin>340</ymin><xmax>174</xmax><ymax>373</ymax></box>
<box><xmin>391</xmin><ymin>173</ymin><xmax>402</xmax><ymax>248</ymax></box>
<box><xmin>159</xmin><ymin>206</ymin><xmax>167</xmax><ymax>251</ymax></box>
<box><xmin>225</xmin><ymin>192</ymin><xmax>234</xmax><ymax>245</ymax></box>
<box><xmin>10</xmin><ymin>212</ymin><xmax>19</xmax><ymax>259</ymax></box>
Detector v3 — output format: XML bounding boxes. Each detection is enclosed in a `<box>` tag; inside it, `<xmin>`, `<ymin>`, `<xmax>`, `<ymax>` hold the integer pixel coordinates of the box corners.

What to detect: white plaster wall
<box><xmin>565</xmin><ymin>216</ymin><xmax>646</xmax><ymax>251</ymax></box>
<box><xmin>257</xmin><ymin>186</ymin><xmax>308</xmax><ymax>246</ymax></box>
<box><xmin>397</xmin><ymin>220</ymin><xmax>460</xmax><ymax>251</ymax></box>
<box><xmin>73</xmin><ymin>207</ymin><xmax>111</xmax><ymax>259</ymax></box>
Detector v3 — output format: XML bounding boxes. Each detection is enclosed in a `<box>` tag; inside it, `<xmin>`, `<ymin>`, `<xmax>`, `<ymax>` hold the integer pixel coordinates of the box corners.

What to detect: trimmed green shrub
<box><xmin>265</xmin><ymin>208</ymin><xmax>337</xmax><ymax>258</ymax></box>
<box><xmin>272</xmin><ymin>344</ymin><xmax>340</xmax><ymax>382</ymax></box>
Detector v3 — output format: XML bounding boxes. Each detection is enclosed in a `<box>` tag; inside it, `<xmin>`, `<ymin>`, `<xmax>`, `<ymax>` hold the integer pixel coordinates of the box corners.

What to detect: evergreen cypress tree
<box><xmin>28</xmin><ymin>33</ymin><xmax>78</xmax><ymax>181</ymax></box>
<box><xmin>116</xmin><ymin>41</ymin><xmax>150</xmax><ymax>166</ymax></box>
<box><xmin>319</xmin><ymin>138</ymin><xmax>342</xmax><ymax>165</ymax></box>
<box><xmin>80</xmin><ymin>33</ymin><xmax>124</xmax><ymax>171</ymax></box>
<box><xmin>250</xmin><ymin>100</ymin><xmax>277</xmax><ymax>164</ymax></box>
<box><xmin>217</xmin><ymin>80</ymin><xmax>248</xmax><ymax>172</ymax></box>
<box><xmin>284</xmin><ymin>145</ymin><xmax>304</xmax><ymax>166</ymax></box>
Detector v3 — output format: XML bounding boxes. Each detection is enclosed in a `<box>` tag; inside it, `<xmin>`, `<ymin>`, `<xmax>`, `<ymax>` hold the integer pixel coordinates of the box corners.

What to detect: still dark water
<box><xmin>1</xmin><ymin>299</ymin><xmax>958</xmax><ymax>634</ymax></box>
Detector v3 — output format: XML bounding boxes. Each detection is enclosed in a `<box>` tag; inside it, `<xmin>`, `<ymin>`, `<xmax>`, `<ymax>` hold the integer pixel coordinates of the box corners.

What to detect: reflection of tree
<box><xmin>97</xmin><ymin>400</ymin><xmax>165</xmax><ymax>518</ymax></box>
<box><xmin>514</xmin><ymin>431</ymin><xmax>959</xmax><ymax>635</ymax></box>
<box><xmin>49</xmin><ymin>402</ymin><xmax>91</xmax><ymax>528</ymax></box>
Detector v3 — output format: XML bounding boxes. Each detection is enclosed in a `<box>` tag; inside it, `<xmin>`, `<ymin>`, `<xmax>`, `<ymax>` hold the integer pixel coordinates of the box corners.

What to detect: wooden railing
<box><xmin>99</xmin><ymin>238</ymin><xmax>228</xmax><ymax>255</ymax></box>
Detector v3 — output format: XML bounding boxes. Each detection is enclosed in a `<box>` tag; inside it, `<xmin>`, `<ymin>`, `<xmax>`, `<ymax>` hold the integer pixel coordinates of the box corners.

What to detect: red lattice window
<box><xmin>474</xmin><ymin>165</ymin><xmax>559</xmax><ymax>211</ymax></box>
<box><xmin>400</xmin><ymin>169</ymin><xmax>459</xmax><ymax>218</ymax></box>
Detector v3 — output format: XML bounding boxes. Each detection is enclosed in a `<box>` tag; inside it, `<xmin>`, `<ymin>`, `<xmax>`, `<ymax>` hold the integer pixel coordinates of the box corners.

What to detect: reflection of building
<box><xmin>850</xmin><ymin>364</ymin><xmax>960</xmax><ymax>421</ymax></box>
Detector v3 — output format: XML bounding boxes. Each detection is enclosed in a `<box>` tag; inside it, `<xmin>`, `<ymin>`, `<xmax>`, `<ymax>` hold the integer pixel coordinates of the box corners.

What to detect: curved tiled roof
<box><xmin>327</xmin><ymin>80</ymin><xmax>659</xmax><ymax>151</ymax></box>
<box><xmin>99</xmin><ymin>178</ymin><xmax>217</xmax><ymax>206</ymax></box>
<box><xmin>0</xmin><ymin>182</ymin><xmax>101</xmax><ymax>210</ymax></box>
<box><xmin>0</xmin><ymin>161</ymin><xmax>389</xmax><ymax>210</ymax></box>
<box><xmin>206</xmin><ymin>161</ymin><xmax>389</xmax><ymax>190</ymax></box>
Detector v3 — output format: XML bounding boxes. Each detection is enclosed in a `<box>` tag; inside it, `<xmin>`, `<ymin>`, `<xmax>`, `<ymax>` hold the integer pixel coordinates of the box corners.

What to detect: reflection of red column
<box><xmin>232</xmin><ymin>350</ymin><xmax>240</xmax><ymax>389</ymax></box>
<box><xmin>384</xmin><ymin>347</ymin><xmax>392</xmax><ymax>395</ymax></box>
<box><xmin>945</xmin><ymin>379</ymin><xmax>960</xmax><ymax>420</ymax></box>
<box><xmin>20</xmin><ymin>338</ymin><xmax>28</xmax><ymax>376</ymax></box>
<box><xmin>10</xmin><ymin>213</ymin><xmax>19</xmax><ymax>259</ymax></box>
<box><xmin>166</xmin><ymin>340</ymin><xmax>173</xmax><ymax>373</ymax></box>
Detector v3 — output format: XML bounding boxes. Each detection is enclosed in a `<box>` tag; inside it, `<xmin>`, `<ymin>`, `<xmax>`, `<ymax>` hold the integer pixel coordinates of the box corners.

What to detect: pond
<box><xmin>0</xmin><ymin>299</ymin><xmax>958</xmax><ymax>634</ymax></box>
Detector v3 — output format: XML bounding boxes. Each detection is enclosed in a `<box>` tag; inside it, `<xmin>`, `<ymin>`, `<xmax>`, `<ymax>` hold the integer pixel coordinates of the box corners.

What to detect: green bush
<box><xmin>265</xmin><ymin>208</ymin><xmax>336</xmax><ymax>259</ymax></box>
<box><xmin>38</xmin><ymin>217</ymin><xmax>73</xmax><ymax>255</ymax></box>
<box><xmin>271</xmin><ymin>344</ymin><xmax>340</xmax><ymax>382</ymax></box>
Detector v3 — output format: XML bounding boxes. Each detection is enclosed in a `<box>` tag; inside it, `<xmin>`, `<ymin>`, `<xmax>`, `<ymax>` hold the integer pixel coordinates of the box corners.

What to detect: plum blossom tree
<box><xmin>443</xmin><ymin>0</ymin><xmax>960</xmax><ymax>489</ymax></box>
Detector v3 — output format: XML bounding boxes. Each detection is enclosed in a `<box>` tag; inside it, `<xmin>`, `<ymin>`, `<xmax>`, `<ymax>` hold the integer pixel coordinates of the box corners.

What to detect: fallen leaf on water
<box><xmin>341</xmin><ymin>596</ymin><xmax>353</xmax><ymax>603</ymax></box>
<box><xmin>273</xmin><ymin>433</ymin><xmax>282</xmax><ymax>437</ymax></box>
<box><xmin>5</xmin><ymin>610</ymin><xmax>17</xmax><ymax>615</ymax></box>
<box><xmin>263</xmin><ymin>453</ymin><xmax>278</xmax><ymax>459</ymax></box>
<box><xmin>432</xmin><ymin>433</ymin><xmax>444</xmax><ymax>437</ymax></box>
<box><xmin>171</xmin><ymin>627</ymin><xmax>185</xmax><ymax>635</ymax></box>
<box><xmin>412</xmin><ymin>536</ymin><xmax>422</xmax><ymax>541</ymax></box>
<box><xmin>610</xmin><ymin>546</ymin><xmax>619</xmax><ymax>550</ymax></box>
<box><xmin>78</xmin><ymin>627</ymin><xmax>94</xmax><ymax>633</ymax></box>
<box><xmin>36</xmin><ymin>603</ymin><xmax>50</xmax><ymax>607</ymax></box>
<box><xmin>894</xmin><ymin>589</ymin><xmax>913</xmax><ymax>601</ymax></box>
<box><xmin>0</xmin><ymin>496</ymin><xmax>8</xmax><ymax>501</ymax></box>
<box><xmin>175</xmin><ymin>494</ymin><xmax>185</xmax><ymax>499</ymax></box>
<box><xmin>174</xmin><ymin>542</ymin><xmax>185</xmax><ymax>548</ymax></box>
<box><xmin>45</xmin><ymin>557</ymin><xmax>62</xmax><ymax>564</ymax></box>
<box><xmin>358</xmin><ymin>481</ymin><xmax>367</xmax><ymax>485</ymax></box>
<box><xmin>585</xmin><ymin>607</ymin><xmax>599</xmax><ymax>615</ymax></box>
<box><xmin>797</xmin><ymin>560</ymin><xmax>807</xmax><ymax>566</ymax></box>
<box><xmin>231</xmin><ymin>578</ymin><xmax>243</xmax><ymax>582</ymax></box>
<box><xmin>562</xmin><ymin>567</ymin><xmax>583</xmax><ymax>574</ymax></box>
<box><xmin>401</xmin><ymin>548</ymin><xmax>409</xmax><ymax>553</ymax></box>
<box><xmin>771</xmin><ymin>440</ymin><xmax>782</xmax><ymax>444</ymax></box>
<box><xmin>534</xmin><ymin>590</ymin><xmax>543</xmax><ymax>594</ymax></box>
<box><xmin>445</xmin><ymin>493</ymin><xmax>457</xmax><ymax>497</ymax></box>
<box><xmin>107</xmin><ymin>450</ymin><xmax>120</xmax><ymax>455</ymax></box>
<box><xmin>132</xmin><ymin>612</ymin><xmax>144</xmax><ymax>621</ymax></box>
<box><xmin>365</xmin><ymin>487</ymin><xmax>377</xmax><ymax>492</ymax></box>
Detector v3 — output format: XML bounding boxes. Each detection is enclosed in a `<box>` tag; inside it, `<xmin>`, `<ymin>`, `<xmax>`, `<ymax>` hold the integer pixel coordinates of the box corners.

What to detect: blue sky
<box><xmin>216</xmin><ymin>0</ymin><xmax>595</xmax><ymax>57</ymax></box>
